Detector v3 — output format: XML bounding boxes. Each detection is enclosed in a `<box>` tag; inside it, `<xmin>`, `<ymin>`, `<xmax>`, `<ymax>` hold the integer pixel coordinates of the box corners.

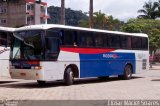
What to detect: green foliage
<box><xmin>137</xmin><ymin>0</ymin><xmax>160</xmax><ymax>19</ymax></box>
<box><xmin>79</xmin><ymin>10</ymin><xmax>123</xmax><ymax>31</ymax></box>
<box><xmin>106</xmin><ymin>16</ymin><xmax>123</xmax><ymax>31</ymax></box>
<box><xmin>93</xmin><ymin>11</ymin><xmax>106</xmax><ymax>29</ymax></box>
<box><xmin>149</xmin><ymin>29</ymin><xmax>160</xmax><ymax>51</ymax></box>
<box><xmin>47</xmin><ymin>6</ymin><xmax>88</xmax><ymax>26</ymax></box>
<box><xmin>78</xmin><ymin>19</ymin><xmax>89</xmax><ymax>28</ymax></box>
<box><xmin>122</xmin><ymin>19</ymin><xmax>160</xmax><ymax>51</ymax></box>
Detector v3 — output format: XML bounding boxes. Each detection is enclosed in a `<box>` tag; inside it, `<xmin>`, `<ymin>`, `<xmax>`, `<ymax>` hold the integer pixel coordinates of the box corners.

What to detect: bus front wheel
<box><xmin>123</xmin><ymin>65</ymin><xmax>132</xmax><ymax>80</ymax></box>
<box><xmin>64</xmin><ymin>67</ymin><xmax>74</xmax><ymax>86</ymax></box>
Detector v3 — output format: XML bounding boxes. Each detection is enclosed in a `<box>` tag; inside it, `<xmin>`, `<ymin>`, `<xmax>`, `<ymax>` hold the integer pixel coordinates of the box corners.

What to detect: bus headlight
<box><xmin>31</xmin><ymin>66</ymin><xmax>42</xmax><ymax>70</ymax></box>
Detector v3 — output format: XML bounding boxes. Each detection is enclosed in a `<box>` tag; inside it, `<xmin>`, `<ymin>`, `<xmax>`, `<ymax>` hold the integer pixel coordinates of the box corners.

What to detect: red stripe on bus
<box><xmin>60</xmin><ymin>47</ymin><xmax>116</xmax><ymax>54</ymax></box>
<box><xmin>26</xmin><ymin>61</ymin><xmax>40</xmax><ymax>65</ymax></box>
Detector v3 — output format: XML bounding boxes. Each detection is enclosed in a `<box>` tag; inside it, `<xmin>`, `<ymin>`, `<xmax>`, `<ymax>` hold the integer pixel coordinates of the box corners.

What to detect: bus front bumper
<box><xmin>9</xmin><ymin>69</ymin><xmax>44</xmax><ymax>80</ymax></box>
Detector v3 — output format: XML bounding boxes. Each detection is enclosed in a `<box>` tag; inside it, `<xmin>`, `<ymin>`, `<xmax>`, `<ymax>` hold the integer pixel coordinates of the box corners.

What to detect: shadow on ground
<box><xmin>151</xmin><ymin>79</ymin><xmax>160</xmax><ymax>81</ymax></box>
<box><xmin>0</xmin><ymin>76</ymin><xmax>143</xmax><ymax>89</ymax></box>
<box><xmin>150</xmin><ymin>68</ymin><xmax>160</xmax><ymax>70</ymax></box>
<box><xmin>0</xmin><ymin>81</ymin><xmax>18</xmax><ymax>84</ymax></box>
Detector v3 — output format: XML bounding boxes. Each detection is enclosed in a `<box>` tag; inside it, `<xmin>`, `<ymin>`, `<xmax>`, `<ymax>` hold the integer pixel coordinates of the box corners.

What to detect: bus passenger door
<box><xmin>43</xmin><ymin>31</ymin><xmax>61</xmax><ymax>80</ymax></box>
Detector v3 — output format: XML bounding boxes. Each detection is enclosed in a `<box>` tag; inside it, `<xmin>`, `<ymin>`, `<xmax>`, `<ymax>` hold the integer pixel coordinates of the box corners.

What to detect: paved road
<box><xmin>0</xmin><ymin>65</ymin><xmax>160</xmax><ymax>100</ymax></box>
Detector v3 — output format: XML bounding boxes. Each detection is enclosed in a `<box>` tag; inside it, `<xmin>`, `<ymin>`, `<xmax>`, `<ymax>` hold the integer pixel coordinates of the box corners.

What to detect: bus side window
<box><xmin>108</xmin><ymin>34</ymin><xmax>120</xmax><ymax>48</ymax></box>
<box><xmin>45</xmin><ymin>37</ymin><xmax>59</xmax><ymax>60</ymax></box>
<box><xmin>131</xmin><ymin>37</ymin><xmax>142</xmax><ymax>50</ymax></box>
<box><xmin>72</xmin><ymin>31</ymin><xmax>78</xmax><ymax>47</ymax></box>
<box><xmin>128</xmin><ymin>36</ymin><xmax>132</xmax><ymax>49</ymax></box>
<box><xmin>120</xmin><ymin>35</ymin><xmax>128</xmax><ymax>49</ymax></box>
<box><xmin>60</xmin><ymin>30</ymin><xmax>78</xmax><ymax>47</ymax></box>
<box><xmin>64</xmin><ymin>30</ymin><xmax>74</xmax><ymax>46</ymax></box>
<box><xmin>142</xmin><ymin>37</ymin><xmax>148</xmax><ymax>50</ymax></box>
<box><xmin>104</xmin><ymin>34</ymin><xmax>108</xmax><ymax>48</ymax></box>
<box><xmin>78</xmin><ymin>31</ymin><xmax>94</xmax><ymax>47</ymax></box>
<box><xmin>94</xmin><ymin>33</ymin><xmax>104</xmax><ymax>47</ymax></box>
<box><xmin>78</xmin><ymin>31</ymin><xmax>85</xmax><ymax>47</ymax></box>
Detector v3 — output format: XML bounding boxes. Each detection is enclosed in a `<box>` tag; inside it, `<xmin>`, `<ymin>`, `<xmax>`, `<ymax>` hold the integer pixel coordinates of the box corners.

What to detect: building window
<box><xmin>0</xmin><ymin>8</ymin><xmax>7</xmax><ymax>14</ymax></box>
<box><xmin>26</xmin><ymin>4</ymin><xmax>34</xmax><ymax>12</ymax></box>
<box><xmin>41</xmin><ymin>6</ymin><xmax>46</xmax><ymax>14</ymax></box>
<box><xmin>0</xmin><ymin>19</ymin><xmax>7</xmax><ymax>24</ymax></box>
<box><xmin>40</xmin><ymin>17</ymin><xmax>45</xmax><ymax>24</ymax></box>
<box><xmin>26</xmin><ymin>16</ymin><xmax>34</xmax><ymax>25</ymax></box>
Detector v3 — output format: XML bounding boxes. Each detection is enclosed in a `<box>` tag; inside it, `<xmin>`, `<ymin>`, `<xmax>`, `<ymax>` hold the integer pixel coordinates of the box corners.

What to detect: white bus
<box><xmin>9</xmin><ymin>24</ymin><xmax>149</xmax><ymax>85</ymax></box>
<box><xmin>0</xmin><ymin>26</ymin><xmax>15</xmax><ymax>77</ymax></box>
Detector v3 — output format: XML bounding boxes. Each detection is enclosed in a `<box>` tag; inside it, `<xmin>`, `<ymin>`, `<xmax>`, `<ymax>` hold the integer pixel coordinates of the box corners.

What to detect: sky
<box><xmin>43</xmin><ymin>0</ymin><xmax>156</xmax><ymax>21</ymax></box>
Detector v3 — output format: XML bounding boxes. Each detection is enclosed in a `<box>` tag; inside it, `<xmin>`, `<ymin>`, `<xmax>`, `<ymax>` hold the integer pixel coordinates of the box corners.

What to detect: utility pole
<box><xmin>89</xmin><ymin>0</ymin><xmax>93</xmax><ymax>28</ymax></box>
<box><xmin>60</xmin><ymin>0</ymin><xmax>65</xmax><ymax>25</ymax></box>
<box><xmin>45</xmin><ymin>0</ymin><xmax>48</xmax><ymax>24</ymax></box>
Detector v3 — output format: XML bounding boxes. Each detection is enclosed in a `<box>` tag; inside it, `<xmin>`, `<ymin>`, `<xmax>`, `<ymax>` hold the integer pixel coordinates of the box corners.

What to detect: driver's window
<box><xmin>46</xmin><ymin>37</ymin><xmax>59</xmax><ymax>53</ymax></box>
<box><xmin>45</xmin><ymin>31</ymin><xmax>60</xmax><ymax>60</ymax></box>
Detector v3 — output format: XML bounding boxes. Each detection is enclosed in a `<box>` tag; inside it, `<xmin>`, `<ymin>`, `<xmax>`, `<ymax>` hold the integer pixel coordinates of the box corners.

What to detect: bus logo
<box><xmin>113</xmin><ymin>54</ymin><xmax>117</xmax><ymax>59</ymax></box>
<box><xmin>103</xmin><ymin>54</ymin><xmax>117</xmax><ymax>59</ymax></box>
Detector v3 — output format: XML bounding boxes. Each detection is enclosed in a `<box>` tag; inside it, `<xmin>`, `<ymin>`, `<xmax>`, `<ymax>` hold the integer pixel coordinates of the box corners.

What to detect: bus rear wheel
<box><xmin>123</xmin><ymin>65</ymin><xmax>132</xmax><ymax>80</ymax></box>
<box><xmin>64</xmin><ymin>67</ymin><xmax>74</xmax><ymax>86</ymax></box>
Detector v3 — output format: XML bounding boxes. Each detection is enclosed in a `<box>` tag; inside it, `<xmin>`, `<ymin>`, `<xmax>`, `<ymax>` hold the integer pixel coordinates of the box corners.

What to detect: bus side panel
<box><xmin>0</xmin><ymin>47</ymin><xmax>10</xmax><ymax>77</ymax></box>
<box><xmin>134</xmin><ymin>51</ymin><xmax>149</xmax><ymax>73</ymax></box>
<box><xmin>79</xmin><ymin>52</ymin><xmax>136</xmax><ymax>78</ymax></box>
<box><xmin>42</xmin><ymin>51</ymin><xmax>80</xmax><ymax>81</ymax></box>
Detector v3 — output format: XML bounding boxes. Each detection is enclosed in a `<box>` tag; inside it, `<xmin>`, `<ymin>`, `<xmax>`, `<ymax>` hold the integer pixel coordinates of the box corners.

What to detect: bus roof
<box><xmin>15</xmin><ymin>24</ymin><xmax>148</xmax><ymax>37</ymax></box>
<box><xmin>0</xmin><ymin>26</ymin><xmax>16</xmax><ymax>32</ymax></box>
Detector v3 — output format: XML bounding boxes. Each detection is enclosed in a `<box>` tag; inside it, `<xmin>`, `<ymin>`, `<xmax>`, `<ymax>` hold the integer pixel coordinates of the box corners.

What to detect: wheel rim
<box><xmin>126</xmin><ymin>66</ymin><xmax>132</xmax><ymax>78</ymax></box>
<box><xmin>68</xmin><ymin>67</ymin><xmax>74</xmax><ymax>81</ymax></box>
<box><xmin>70</xmin><ymin>71</ymin><xmax>74</xmax><ymax>81</ymax></box>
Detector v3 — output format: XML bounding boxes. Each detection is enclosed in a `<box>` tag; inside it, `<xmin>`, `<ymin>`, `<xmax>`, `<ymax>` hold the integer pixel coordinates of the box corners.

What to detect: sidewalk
<box><xmin>150</xmin><ymin>62</ymin><xmax>160</xmax><ymax>70</ymax></box>
<box><xmin>0</xmin><ymin>76</ymin><xmax>19</xmax><ymax>82</ymax></box>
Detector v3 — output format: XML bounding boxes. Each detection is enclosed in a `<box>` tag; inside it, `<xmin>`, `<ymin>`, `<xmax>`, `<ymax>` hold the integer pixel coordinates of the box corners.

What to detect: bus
<box><xmin>0</xmin><ymin>26</ymin><xmax>15</xmax><ymax>77</ymax></box>
<box><xmin>9</xmin><ymin>24</ymin><xmax>149</xmax><ymax>85</ymax></box>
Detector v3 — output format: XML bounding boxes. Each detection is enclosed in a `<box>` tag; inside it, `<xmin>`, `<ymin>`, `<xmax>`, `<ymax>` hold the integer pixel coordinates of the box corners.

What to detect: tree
<box><xmin>155</xmin><ymin>0</ymin><xmax>160</xmax><ymax>16</ymax></box>
<box><xmin>106</xmin><ymin>16</ymin><xmax>123</xmax><ymax>30</ymax></box>
<box><xmin>60</xmin><ymin>0</ymin><xmax>65</xmax><ymax>25</ymax></box>
<box><xmin>137</xmin><ymin>0</ymin><xmax>158</xmax><ymax>19</ymax></box>
<box><xmin>122</xmin><ymin>19</ymin><xmax>160</xmax><ymax>53</ymax></box>
<box><xmin>78</xmin><ymin>19</ymin><xmax>89</xmax><ymax>28</ymax></box>
<box><xmin>79</xmin><ymin>11</ymin><xmax>122</xmax><ymax>30</ymax></box>
<box><xmin>89</xmin><ymin>0</ymin><xmax>93</xmax><ymax>28</ymax></box>
<box><xmin>48</xmin><ymin>6</ymin><xmax>88</xmax><ymax>26</ymax></box>
<box><xmin>93</xmin><ymin>10</ymin><xmax>107</xmax><ymax>29</ymax></box>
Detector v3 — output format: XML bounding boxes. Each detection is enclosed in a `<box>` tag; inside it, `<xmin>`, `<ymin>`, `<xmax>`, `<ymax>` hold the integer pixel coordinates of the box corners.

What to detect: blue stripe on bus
<box><xmin>79</xmin><ymin>52</ymin><xmax>135</xmax><ymax>78</ymax></box>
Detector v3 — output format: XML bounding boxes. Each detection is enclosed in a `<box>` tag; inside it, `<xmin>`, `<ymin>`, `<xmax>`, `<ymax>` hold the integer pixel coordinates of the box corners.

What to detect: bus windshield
<box><xmin>11</xmin><ymin>30</ymin><xmax>44</xmax><ymax>60</ymax></box>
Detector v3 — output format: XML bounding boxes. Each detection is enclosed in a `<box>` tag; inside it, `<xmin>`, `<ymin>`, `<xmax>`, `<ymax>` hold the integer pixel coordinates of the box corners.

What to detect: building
<box><xmin>0</xmin><ymin>0</ymin><xmax>49</xmax><ymax>27</ymax></box>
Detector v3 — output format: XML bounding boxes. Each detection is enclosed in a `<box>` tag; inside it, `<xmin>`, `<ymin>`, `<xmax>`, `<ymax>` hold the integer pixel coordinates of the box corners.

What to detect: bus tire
<box><xmin>64</xmin><ymin>67</ymin><xmax>74</xmax><ymax>86</ymax></box>
<box><xmin>37</xmin><ymin>80</ymin><xmax>46</xmax><ymax>86</ymax></box>
<box><xmin>123</xmin><ymin>65</ymin><xmax>132</xmax><ymax>80</ymax></box>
